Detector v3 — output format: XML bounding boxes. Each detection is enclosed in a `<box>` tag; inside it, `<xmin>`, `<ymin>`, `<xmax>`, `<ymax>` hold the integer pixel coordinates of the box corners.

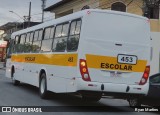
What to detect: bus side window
<box><xmin>7</xmin><ymin>39</ymin><xmax>15</xmax><ymax>58</ymax></box>
<box><xmin>32</xmin><ymin>29</ymin><xmax>42</xmax><ymax>52</ymax></box>
<box><xmin>67</xmin><ymin>19</ymin><xmax>81</xmax><ymax>51</ymax></box>
<box><xmin>41</xmin><ymin>26</ymin><xmax>54</xmax><ymax>52</ymax></box>
<box><xmin>13</xmin><ymin>35</ymin><xmax>19</xmax><ymax>53</ymax></box>
<box><xmin>18</xmin><ymin>34</ymin><xmax>26</xmax><ymax>53</ymax></box>
<box><xmin>53</xmin><ymin>23</ymin><xmax>69</xmax><ymax>52</ymax></box>
<box><xmin>24</xmin><ymin>32</ymin><xmax>31</xmax><ymax>53</ymax></box>
<box><xmin>29</xmin><ymin>32</ymin><xmax>34</xmax><ymax>52</ymax></box>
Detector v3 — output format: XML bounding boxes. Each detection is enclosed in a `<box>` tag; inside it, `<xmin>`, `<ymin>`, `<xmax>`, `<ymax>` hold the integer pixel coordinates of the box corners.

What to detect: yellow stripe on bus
<box><xmin>86</xmin><ymin>54</ymin><xmax>147</xmax><ymax>72</ymax></box>
<box><xmin>11</xmin><ymin>54</ymin><xmax>78</xmax><ymax>67</ymax></box>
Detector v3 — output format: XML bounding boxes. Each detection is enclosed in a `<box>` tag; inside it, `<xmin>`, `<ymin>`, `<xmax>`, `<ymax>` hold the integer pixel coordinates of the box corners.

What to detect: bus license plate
<box><xmin>110</xmin><ymin>72</ymin><xmax>121</xmax><ymax>77</ymax></box>
<box><xmin>118</xmin><ymin>54</ymin><xmax>137</xmax><ymax>65</ymax></box>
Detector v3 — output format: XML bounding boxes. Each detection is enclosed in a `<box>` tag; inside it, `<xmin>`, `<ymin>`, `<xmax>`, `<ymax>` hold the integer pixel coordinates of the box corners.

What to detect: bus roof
<box><xmin>11</xmin><ymin>9</ymin><xmax>148</xmax><ymax>38</ymax></box>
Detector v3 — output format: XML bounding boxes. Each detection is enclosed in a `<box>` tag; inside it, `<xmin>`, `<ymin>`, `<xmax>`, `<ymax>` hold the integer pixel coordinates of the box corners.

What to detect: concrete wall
<box><xmin>99</xmin><ymin>0</ymin><xmax>143</xmax><ymax>15</ymax></box>
<box><xmin>52</xmin><ymin>0</ymin><xmax>160</xmax><ymax>32</ymax></box>
<box><xmin>99</xmin><ymin>0</ymin><xmax>160</xmax><ymax>32</ymax></box>
<box><xmin>150</xmin><ymin>32</ymin><xmax>160</xmax><ymax>75</ymax></box>
<box><xmin>150</xmin><ymin>20</ymin><xmax>160</xmax><ymax>32</ymax></box>
<box><xmin>53</xmin><ymin>0</ymin><xmax>99</xmax><ymax>18</ymax></box>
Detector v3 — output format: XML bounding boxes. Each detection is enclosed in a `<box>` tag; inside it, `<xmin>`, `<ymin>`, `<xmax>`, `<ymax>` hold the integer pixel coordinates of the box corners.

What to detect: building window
<box><xmin>148</xmin><ymin>7</ymin><xmax>159</xmax><ymax>19</ymax></box>
<box><xmin>111</xmin><ymin>2</ymin><xmax>126</xmax><ymax>12</ymax></box>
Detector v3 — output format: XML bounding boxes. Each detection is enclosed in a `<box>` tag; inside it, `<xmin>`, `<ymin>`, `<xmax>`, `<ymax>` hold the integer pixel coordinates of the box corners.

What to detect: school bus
<box><xmin>6</xmin><ymin>9</ymin><xmax>151</xmax><ymax>103</ymax></box>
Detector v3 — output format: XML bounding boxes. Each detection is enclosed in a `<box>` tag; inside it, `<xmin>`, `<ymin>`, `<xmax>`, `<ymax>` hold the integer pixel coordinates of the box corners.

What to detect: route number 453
<box><xmin>121</xmin><ymin>57</ymin><xmax>133</xmax><ymax>63</ymax></box>
<box><xmin>118</xmin><ymin>54</ymin><xmax>137</xmax><ymax>65</ymax></box>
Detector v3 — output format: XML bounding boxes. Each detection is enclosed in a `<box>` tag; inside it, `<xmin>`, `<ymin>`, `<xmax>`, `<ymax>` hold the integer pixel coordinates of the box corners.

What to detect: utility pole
<box><xmin>28</xmin><ymin>1</ymin><xmax>31</xmax><ymax>27</ymax></box>
<box><xmin>41</xmin><ymin>0</ymin><xmax>47</xmax><ymax>23</ymax></box>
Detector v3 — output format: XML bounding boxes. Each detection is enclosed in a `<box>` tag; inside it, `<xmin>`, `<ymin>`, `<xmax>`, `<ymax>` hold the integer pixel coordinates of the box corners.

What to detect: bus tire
<box><xmin>128</xmin><ymin>98</ymin><xmax>141</xmax><ymax>107</ymax></box>
<box><xmin>11</xmin><ymin>70</ymin><xmax>20</xmax><ymax>86</ymax></box>
<box><xmin>39</xmin><ymin>73</ymin><xmax>48</xmax><ymax>99</ymax></box>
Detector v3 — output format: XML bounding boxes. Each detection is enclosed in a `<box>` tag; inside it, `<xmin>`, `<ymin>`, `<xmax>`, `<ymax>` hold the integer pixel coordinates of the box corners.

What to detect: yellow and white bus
<box><xmin>6</xmin><ymin>9</ymin><xmax>151</xmax><ymax>103</ymax></box>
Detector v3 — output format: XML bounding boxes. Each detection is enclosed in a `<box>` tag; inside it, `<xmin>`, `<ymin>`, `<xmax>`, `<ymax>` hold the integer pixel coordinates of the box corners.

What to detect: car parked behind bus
<box><xmin>128</xmin><ymin>73</ymin><xmax>160</xmax><ymax>107</ymax></box>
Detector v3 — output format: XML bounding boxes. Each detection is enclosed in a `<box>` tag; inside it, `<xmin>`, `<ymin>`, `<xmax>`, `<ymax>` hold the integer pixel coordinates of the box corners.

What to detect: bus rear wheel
<box><xmin>11</xmin><ymin>71</ymin><xmax>20</xmax><ymax>86</ymax></box>
<box><xmin>128</xmin><ymin>98</ymin><xmax>141</xmax><ymax>107</ymax></box>
<box><xmin>39</xmin><ymin>73</ymin><xmax>48</xmax><ymax>99</ymax></box>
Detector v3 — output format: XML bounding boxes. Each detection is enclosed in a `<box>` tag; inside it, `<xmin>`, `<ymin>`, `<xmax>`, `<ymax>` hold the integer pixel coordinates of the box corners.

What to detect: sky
<box><xmin>0</xmin><ymin>0</ymin><xmax>61</xmax><ymax>26</ymax></box>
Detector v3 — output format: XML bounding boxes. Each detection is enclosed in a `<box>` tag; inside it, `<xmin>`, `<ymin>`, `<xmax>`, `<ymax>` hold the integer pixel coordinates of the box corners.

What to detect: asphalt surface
<box><xmin>0</xmin><ymin>69</ymin><xmax>159</xmax><ymax>115</ymax></box>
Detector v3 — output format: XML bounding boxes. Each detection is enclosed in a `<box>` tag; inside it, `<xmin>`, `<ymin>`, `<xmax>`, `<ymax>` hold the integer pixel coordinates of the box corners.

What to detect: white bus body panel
<box><xmin>77</xmin><ymin>11</ymin><xmax>151</xmax><ymax>95</ymax></box>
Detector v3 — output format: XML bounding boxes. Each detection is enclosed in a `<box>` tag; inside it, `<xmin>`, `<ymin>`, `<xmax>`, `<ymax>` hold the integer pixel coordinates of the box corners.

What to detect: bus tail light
<box><xmin>139</xmin><ymin>66</ymin><xmax>150</xmax><ymax>85</ymax></box>
<box><xmin>79</xmin><ymin>59</ymin><xmax>91</xmax><ymax>81</ymax></box>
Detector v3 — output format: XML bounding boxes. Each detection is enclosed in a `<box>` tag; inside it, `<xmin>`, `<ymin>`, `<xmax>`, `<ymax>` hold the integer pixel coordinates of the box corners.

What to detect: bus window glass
<box><xmin>20</xmin><ymin>34</ymin><xmax>26</xmax><ymax>44</ymax></box>
<box><xmin>67</xmin><ymin>35</ymin><xmax>80</xmax><ymax>51</ymax></box>
<box><xmin>26</xmin><ymin>33</ymin><xmax>30</xmax><ymax>43</ymax></box>
<box><xmin>53</xmin><ymin>37</ymin><xmax>67</xmax><ymax>52</ymax></box>
<box><xmin>75</xmin><ymin>20</ymin><xmax>81</xmax><ymax>34</ymax></box>
<box><xmin>32</xmin><ymin>41</ymin><xmax>41</xmax><ymax>52</ymax></box>
<box><xmin>21</xmin><ymin>34</ymin><xmax>26</xmax><ymax>44</ymax></box>
<box><xmin>34</xmin><ymin>31</ymin><xmax>39</xmax><ymax>41</ymax></box>
<box><xmin>30</xmin><ymin>32</ymin><xmax>34</xmax><ymax>42</ymax></box>
<box><xmin>70</xmin><ymin>21</ymin><xmax>76</xmax><ymax>35</ymax></box>
<box><xmin>38</xmin><ymin>29</ymin><xmax>43</xmax><ymax>40</ymax></box>
<box><xmin>27</xmin><ymin>32</ymin><xmax>34</xmax><ymax>52</ymax></box>
<box><xmin>53</xmin><ymin>23</ymin><xmax>69</xmax><ymax>52</ymax></box>
<box><xmin>24</xmin><ymin>33</ymin><xmax>31</xmax><ymax>53</ymax></box>
<box><xmin>32</xmin><ymin>29</ymin><xmax>42</xmax><ymax>52</ymax></box>
<box><xmin>41</xmin><ymin>27</ymin><xmax>54</xmax><ymax>52</ymax></box>
<box><xmin>50</xmin><ymin>27</ymin><xmax>55</xmax><ymax>38</ymax></box>
<box><xmin>13</xmin><ymin>36</ymin><xmax>19</xmax><ymax>53</ymax></box>
<box><xmin>67</xmin><ymin>19</ymin><xmax>81</xmax><ymax>51</ymax></box>
<box><xmin>17</xmin><ymin>34</ymin><xmax>26</xmax><ymax>53</ymax></box>
<box><xmin>55</xmin><ymin>25</ymin><xmax>62</xmax><ymax>37</ymax></box>
<box><xmin>62</xmin><ymin>23</ymin><xmax>69</xmax><ymax>36</ymax></box>
<box><xmin>15</xmin><ymin>36</ymin><xmax>19</xmax><ymax>44</ymax></box>
<box><xmin>44</xmin><ymin>28</ymin><xmax>51</xmax><ymax>39</ymax></box>
<box><xmin>41</xmin><ymin>39</ymin><xmax>52</xmax><ymax>52</ymax></box>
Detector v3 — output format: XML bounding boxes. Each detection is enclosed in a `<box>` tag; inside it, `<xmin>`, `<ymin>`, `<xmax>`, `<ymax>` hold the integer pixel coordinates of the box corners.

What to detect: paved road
<box><xmin>0</xmin><ymin>69</ymin><xmax>159</xmax><ymax>115</ymax></box>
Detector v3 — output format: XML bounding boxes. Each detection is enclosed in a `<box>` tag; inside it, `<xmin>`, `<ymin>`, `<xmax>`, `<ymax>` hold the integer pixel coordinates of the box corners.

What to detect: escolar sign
<box><xmin>101</xmin><ymin>63</ymin><xmax>132</xmax><ymax>71</ymax></box>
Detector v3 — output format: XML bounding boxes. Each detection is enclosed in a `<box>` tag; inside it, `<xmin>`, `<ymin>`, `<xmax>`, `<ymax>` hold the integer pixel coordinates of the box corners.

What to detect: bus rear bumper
<box><xmin>76</xmin><ymin>79</ymin><xmax>149</xmax><ymax>98</ymax></box>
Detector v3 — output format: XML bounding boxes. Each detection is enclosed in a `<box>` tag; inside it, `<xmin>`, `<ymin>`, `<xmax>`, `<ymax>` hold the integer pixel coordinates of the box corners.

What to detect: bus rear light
<box><xmin>79</xmin><ymin>59</ymin><xmax>91</xmax><ymax>81</ymax></box>
<box><xmin>139</xmin><ymin>66</ymin><xmax>150</xmax><ymax>85</ymax></box>
<box><xmin>82</xmin><ymin>68</ymin><xmax>87</xmax><ymax>73</ymax></box>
